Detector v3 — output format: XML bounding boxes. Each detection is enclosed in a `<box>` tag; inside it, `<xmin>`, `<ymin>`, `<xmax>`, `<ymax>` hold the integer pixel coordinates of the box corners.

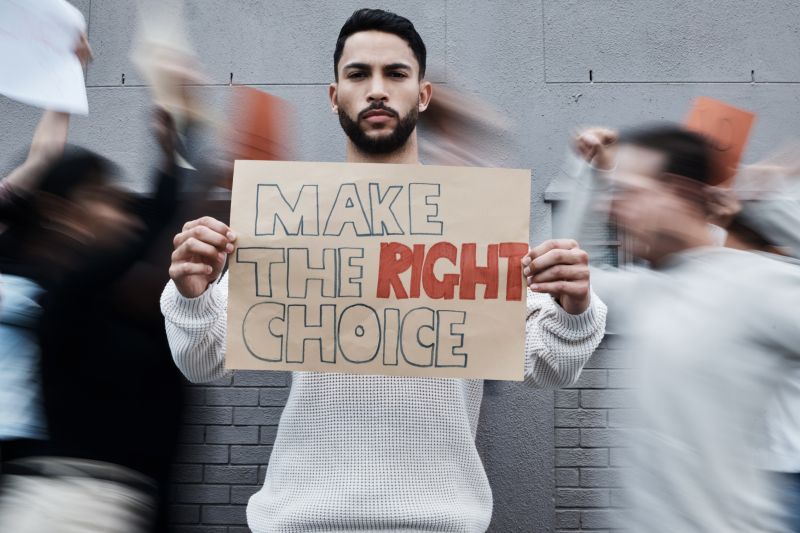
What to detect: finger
<box><xmin>182</xmin><ymin>216</ymin><xmax>235</xmax><ymax>240</ymax></box>
<box><xmin>530</xmin><ymin>239</ymin><xmax>579</xmax><ymax>259</ymax></box>
<box><xmin>172</xmin><ymin>226</ymin><xmax>233</xmax><ymax>253</ymax></box>
<box><xmin>172</xmin><ymin>238</ymin><xmax>223</xmax><ymax>264</ymax></box>
<box><xmin>169</xmin><ymin>262</ymin><xmax>214</xmax><ymax>279</ymax></box>
<box><xmin>529</xmin><ymin>264</ymin><xmax>589</xmax><ymax>284</ymax></box>
<box><xmin>528</xmin><ymin>280</ymin><xmax>589</xmax><ymax>298</ymax></box>
<box><xmin>530</xmin><ymin>247</ymin><xmax>588</xmax><ymax>274</ymax></box>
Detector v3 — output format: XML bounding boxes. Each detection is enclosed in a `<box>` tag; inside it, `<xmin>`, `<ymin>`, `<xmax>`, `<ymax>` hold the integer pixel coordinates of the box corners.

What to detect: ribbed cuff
<box><xmin>162</xmin><ymin>279</ymin><xmax>221</xmax><ymax>321</ymax></box>
<box><xmin>550</xmin><ymin>290</ymin><xmax>602</xmax><ymax>334</ymax></box>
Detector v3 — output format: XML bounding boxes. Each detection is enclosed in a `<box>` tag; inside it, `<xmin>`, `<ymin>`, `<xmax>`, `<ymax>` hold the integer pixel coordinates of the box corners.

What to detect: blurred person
<box><xmin>548</xmin><ymin>124</ymin><xmax>800</xmax><ymax>532</ymax></box>
<box><xmin>0</xmin><ymin>108</ymin><xmax>196</xmax><ymax>533</ymax></box>
<box><xmin>418</xmin><ymin>83</ymin><xmax>510</xmax><ymax>167</ymax></box>
<box><xmin>0</xmin><ymin>32</ymin><xmax>92</xmax><ymax>463</ymax></box>
<box><xmin>161</xmin><ymin>8</ymin><xmax>607</xmax><ymax>532</ymax></box>
<box><xmin>716</xmin><ymin>160</ymin><xmax>800</xmax><ymax>533</ymax></box>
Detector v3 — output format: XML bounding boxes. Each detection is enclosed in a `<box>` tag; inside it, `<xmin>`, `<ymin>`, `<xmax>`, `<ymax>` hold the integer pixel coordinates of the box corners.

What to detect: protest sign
<box><xmin>226</xmin><ymin>161</ymin><xmax>530</xmax><ymax>380</ymax></box>
<box><xmin>0</xmin><ymin>0</ymin><xmax>88</xmax><ymax>114</ymax></box>
<box><xmin>685</xmin><ymin>97</ymin><xmax>756</xmax><ymax>185</ymax></box>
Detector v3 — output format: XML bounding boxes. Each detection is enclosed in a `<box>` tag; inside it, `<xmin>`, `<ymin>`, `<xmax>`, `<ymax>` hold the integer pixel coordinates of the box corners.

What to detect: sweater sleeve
<box><xmin>160</xmin><ymin>272</ymin><xmax>230</xmax><ymax>383</ymax></box>
<box><xmin>522</xmin><ymin>288</ymin><xmax>607</xmax><ymax>388</ymax></box>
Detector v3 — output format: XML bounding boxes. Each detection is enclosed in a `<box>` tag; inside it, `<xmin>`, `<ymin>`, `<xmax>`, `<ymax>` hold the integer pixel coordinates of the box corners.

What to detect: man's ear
<box><xmin>418</xmin><ymin>80</ymin><xmax>433</xmax><ymax>113</ymax></box>
<box><xmin>328</xmin><ymin>83</ymin><xmax>338</xmax><ymax>113</ymax></box>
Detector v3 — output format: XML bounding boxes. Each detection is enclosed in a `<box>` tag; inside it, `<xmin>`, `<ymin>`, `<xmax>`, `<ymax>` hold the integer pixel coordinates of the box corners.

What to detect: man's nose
<box><xmin>367</xmin><ymin>76</ymin><xmax>389</xmax><ymax>102</ymax></box>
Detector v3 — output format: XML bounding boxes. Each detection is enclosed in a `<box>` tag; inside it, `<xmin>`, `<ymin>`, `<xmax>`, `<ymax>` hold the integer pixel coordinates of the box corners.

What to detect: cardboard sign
<box><xmin>226</xmin><ymin>161</ymin><xmax>531</xmax><ymax>380</ymax></box>
<box><xmin>685</xmin><ymin>97</ymin><xmax>756</xmax><ymax>185</ymax></box>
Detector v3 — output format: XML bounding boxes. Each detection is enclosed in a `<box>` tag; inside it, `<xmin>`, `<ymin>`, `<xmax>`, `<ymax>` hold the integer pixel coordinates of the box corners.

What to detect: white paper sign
<box><xmin>0</xmin><ymin>0</ymin><xmax>88</xmax><ymax>114</ymax></box>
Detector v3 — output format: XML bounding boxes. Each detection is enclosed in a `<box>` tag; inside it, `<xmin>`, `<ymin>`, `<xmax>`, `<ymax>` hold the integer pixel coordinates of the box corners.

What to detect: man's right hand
<box><xmin>573</xmin><ymin>127</ymin><xmax>617</xmax><ymax>171</ymax></box>
<box><xmin>170</xmin><ymin>216</ymin><xmax>237</xmax><ymax>298</ymax></box>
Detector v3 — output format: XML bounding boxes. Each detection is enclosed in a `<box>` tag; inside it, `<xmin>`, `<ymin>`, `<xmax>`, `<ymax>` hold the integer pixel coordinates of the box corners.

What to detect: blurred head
<box><xmin>329</xmin><ymin>8</ymin><xmax>432</xmax><ymax>155</ymax></box>
<box><xmin>32</xmin><ymin>148</ymin><xmax>140</xmax><ymax>252</ymax></box>
<box><xmin>609</xmin><ymin>125</ymin><xmax>715</xmax><ymax>263</ymax></box>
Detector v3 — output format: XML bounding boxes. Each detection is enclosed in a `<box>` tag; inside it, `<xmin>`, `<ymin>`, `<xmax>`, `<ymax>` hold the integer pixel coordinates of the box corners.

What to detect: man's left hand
<box><xmin>522</xmin><ymin>239</ymin><xmax>591</xmax><ymax>315</ymax></box>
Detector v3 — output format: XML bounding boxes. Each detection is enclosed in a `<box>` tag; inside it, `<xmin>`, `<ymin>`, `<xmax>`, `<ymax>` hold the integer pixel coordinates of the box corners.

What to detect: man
<box><xmin>562</xmin><ymin>125</ymin><xmax>800</xmax><ymax>532</ymax></box>
<box><xmin>162</xmin><ymin>9</ymin><xmax>606</xmax><ymax>532</ymax></box>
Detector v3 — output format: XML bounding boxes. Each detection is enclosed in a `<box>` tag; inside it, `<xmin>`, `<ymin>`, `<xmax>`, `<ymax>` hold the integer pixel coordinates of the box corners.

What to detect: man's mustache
<box><xmin>357</xmin><ymin>103</ymin><xmax>399</xmax><ymax>120</ymax></box>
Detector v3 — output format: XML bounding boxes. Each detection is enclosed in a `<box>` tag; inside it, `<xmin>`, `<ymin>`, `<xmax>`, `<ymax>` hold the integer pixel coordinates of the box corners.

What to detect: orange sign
<box><xmin>230</xmin><ymin>86</ymin><xmax>294</xmax><ymax>163</ymax></box>
<box><xmin>685</xmin><ymin>97</ymin><xmax>756</xmax><ymax>186</ymax></box>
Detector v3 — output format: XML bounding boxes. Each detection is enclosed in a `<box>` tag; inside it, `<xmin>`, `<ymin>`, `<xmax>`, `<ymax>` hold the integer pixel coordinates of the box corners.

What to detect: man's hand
<box><xmin>521</xmin><ymin>239</ymin><xmax>591</xmax><ymax>315</ymax></box>
<box><xmin>574</xmin><ymin>127</ymin><xmax>617</xmax><ymax>171</ymax></box>
<box><xmin>170</xmin><ymin>216</ymin><xmax>236</xmax><ymax>298</ymax></box>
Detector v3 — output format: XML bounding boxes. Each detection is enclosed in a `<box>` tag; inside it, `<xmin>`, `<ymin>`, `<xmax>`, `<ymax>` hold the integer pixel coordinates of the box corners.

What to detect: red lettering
<box><xmin>422</xmin><ymin>242</ymin><xmax>459</xmax><ymax>300</ymax></box>
<box><xmin>499</xmin><ymin>242</ymin><xmax>529</xmax><ymax>301</ymax></box>
<box><xmin>459</xmin><ymin>243</ymin><xmax>499</xmax><ymax>299</ymax></box>
<box><xmin>376</xmin><ymin>242</ymin><xmax>412</xmax><ymax>299</ymax></box>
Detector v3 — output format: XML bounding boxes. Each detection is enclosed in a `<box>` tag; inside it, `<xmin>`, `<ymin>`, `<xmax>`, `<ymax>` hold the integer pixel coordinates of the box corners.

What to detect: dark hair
<box><xmin>333</xmin><ymin>8</ymin><xmax>427</xmax><ymax>80</ymax></box>
<box><xmin>618</xmin><ymin>124</ymin><xmax>713</xmax><ymax>185</ymax></box>
<box><xmin>36</xmin><ymin>146</ymin><xmax>115</xmax><ymax>199</ymax></box>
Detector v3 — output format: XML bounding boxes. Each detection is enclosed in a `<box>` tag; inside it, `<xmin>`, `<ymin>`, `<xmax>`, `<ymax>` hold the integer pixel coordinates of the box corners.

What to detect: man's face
<box><xmin>609</xmin><ymin>145</ymin><xmax>702</xmax><ymax>262</ymax></box>
<box><xmin>329</xmin><ymin>30</ymin><xmax>431</xmax><ymax>155</ymax></box>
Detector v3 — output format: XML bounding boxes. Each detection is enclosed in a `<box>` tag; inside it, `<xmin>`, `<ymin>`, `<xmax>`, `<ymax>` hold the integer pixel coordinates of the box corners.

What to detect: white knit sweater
<box><xmin>161</xmin><ymin>274</ymin><xmax>606</xmax><ymax>532</ymax></box>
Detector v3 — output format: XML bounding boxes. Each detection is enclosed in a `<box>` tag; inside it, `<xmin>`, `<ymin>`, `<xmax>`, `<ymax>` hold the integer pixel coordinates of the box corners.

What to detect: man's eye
<box><xmin>388</xmin><ymin>72</ymin><xmax>408</xmax><ymax>78</ymax></box>
<box><xmin>348</xmin><ymin>72</ymin><xmax>367</xmax><ymax>79</ymax></box>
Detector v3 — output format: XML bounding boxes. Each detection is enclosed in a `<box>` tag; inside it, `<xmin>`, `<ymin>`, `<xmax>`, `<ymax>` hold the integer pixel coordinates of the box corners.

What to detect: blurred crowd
<box><xmin>1</xmin><ymin>3</ymin><xmax>799</xmax><ymax>533</ymax></box>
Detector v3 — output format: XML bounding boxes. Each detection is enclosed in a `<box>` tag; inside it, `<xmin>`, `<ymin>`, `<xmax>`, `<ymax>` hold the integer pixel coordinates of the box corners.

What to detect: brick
<box><xmin>189</xmin><ymin>374</ymin><xmax>233</xmax><ymax>386</ymax></box>
<box><xmin>580</xmin><ymin>429</ymin><xmax>629</xmax><ymax>448</ymax></box>
<box><xmin>556</xmin><ymin>468</ymin><xmax>579</xmax><ymax>487</ymax></box>
<box><xmin>580</xmin><ymin>390</ymin><xmax>634</xmax><ymax>409</ymax></box>
<box><xmin>556</xmin><ymin>409</ymin><xmax>607</xmax><ymax>428</ymax></box>
<box><xmin>231</xmin><ymin>485</ymin><xmax>262</xmax><ymax>505</ymax></box>
<box><xmin>234</xmin><ymin>406</ymin><xmax>284</xmax><ymax>425</ymax></box>
<box><xmin>172</xmin><ymin>527</ymin><xmax>227</xmax><ymax>533</ymax></box>
<box><xmin>258</xmin><ymin>465</ymin><xmax>268</xmax><ymax>484</ymax></box>
<box><xmin>206</xmin><ymin>426</ymin><xmax>259</xmax><ymax>444</ymax></box>
<box><xmin>555</xmin><ymin>390</ymin><xmax>579</xmax><ymax>408</ymax></box>
<box><xmin>168</xmin><ymin>504</ymin><xmax>200</xmax><ymax>524</ymax></box>
<box><xmin>204</xmin><ymin>465</ymin><xmax>258</xmax><ymax>484</ymax></box>
<box><xmin>233</xmin><ymin>371</ymin><xmax>289</xmax><ymax>387</ymax></box>
<box><xmin>231</xmin><ymin>445</ymin><xmax>274</xmax><ymax>464</ymax></box>
<box><xmin>201</xmin><ymin>505</ymin><xmax>248</xmax><ymax>525</ymax></box>
<box><xmin>556</xmin><ymin>449</ymin><xmax>609</xmax><ymax>467</ymax></box>
<box><xmin>183</xmin><ymin>387</ymin><xmax>206</xmax><ymax>405</ymax></box>
<box><xmin>260</xmin><ymin>426</ymin><xmax>279</xmax><ymax>444</ymax></box>
<box><xmin>567</xmin><ymin>369</ymin><xmax>608</xmax><ymax>389</ymax></box>
<box><xmin>585</xmin><ymin>516</ymin><xmax>619</xmax><ymax>532</ymax></box>
<box><xmin>260</xmin><ymin>387</ymin><xmax>291</xmax><ymax>406</ymax></box>
<box><xmin>173</xmin><ymin>484</ymin><xmax>230</xmax><ymax>504</ymax></box>
<box><xmin>556</xmin><ymin>510</ymin><xmax>580</xmax><ymax>528</ymax></box>
<box><xmin>584</xmin><ymin>352</ymin><xmax>633</xmax><ymax>369</ymax></box>
<box><xmin>580</xmin><ymin>468</ymin><xmax>625</xmax><ymax>488</ymax></box>
<box><xmin>602</xmin><ymin>334</ymin><xmax>628</xmax><ymax>350</ymax></box>
<box><xmin>170</xmin><ymin>464</ymin><xmax>203</xmax><ymax>483</ymax></box>
<box><xmin>230</xmin><ymin>528</ymin><xmax>254</xmax><ymax>533</ymax></box>
<box><xmin>183</xmin><ymin>406</ymin><xmax>233</xmax><ymax>425</ymax></box>
<box><xmin>177</xmin><ymin>425</ymin><xmax>205</xmax><ymax>444</ymax></box>
<box><xmin>608</xmin><ymin>409</ymin><xmax>638</xmax><ymax>428</ymax></box>
<box><xmin>556</xmin><ymin>429</ymin><xmax>580</xmax><ymax>447</ymax></box>
<box><xmin>175</xmin><ymin>444</ymin><xmax>229</xmax><ymax>464</ymax></box>
<box><xmin>206</xmin><ymin>387</ymin><xmax>260</xmax><ymax>406</ymax></box>
<box><xmin>610</xmin><ymin>448</ymin><xmax>633</xmax><ymax>467</ymax></box>
<box><xmin>556</xmin><ymin>488</ymin><xmax>610</xmax><ymax>508</ymax></box>
<box><xmin>610</xmin><ymin>489</ymin><xmax>629</xmax><ymax>507</ymax></box>
<box><xmin>607</xmin><ymin>369</ymin><xmax>636</xmax><ymax>389</ymax></box>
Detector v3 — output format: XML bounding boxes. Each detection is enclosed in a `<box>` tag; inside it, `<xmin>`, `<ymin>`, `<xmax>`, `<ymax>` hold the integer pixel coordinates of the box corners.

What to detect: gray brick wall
<box><xmin>168</xmin><ymin>372</ymin><xmax>289</xmax><ymax>531</ymax></box>
<box><xmin>554</xmin><ymin>336</ymin><xmax>631</xmax><ymax>533</ymax></box>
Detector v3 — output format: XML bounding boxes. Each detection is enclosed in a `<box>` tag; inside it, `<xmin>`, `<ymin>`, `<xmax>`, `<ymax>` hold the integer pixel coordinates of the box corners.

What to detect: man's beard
<box><xmin>338</xmin><ymin>102</ymin><xmax>418</xmax><ymax>155</ymax></box>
